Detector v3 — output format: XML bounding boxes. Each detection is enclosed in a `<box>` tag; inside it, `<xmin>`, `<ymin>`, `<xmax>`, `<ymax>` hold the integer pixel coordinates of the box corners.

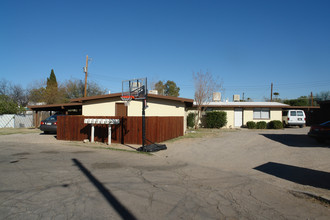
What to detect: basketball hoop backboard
<box><xmin>122</xmin><ymin>78</ymin><xmax>147</xmax><ymax>100</ymax></box>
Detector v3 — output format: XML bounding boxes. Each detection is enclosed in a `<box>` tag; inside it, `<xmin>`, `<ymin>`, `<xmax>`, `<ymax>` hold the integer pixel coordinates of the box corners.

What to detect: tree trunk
<box><xmin>195</xmin><ymin>106</ymin><xmax>202</xmax><ymax>129</ymax></box>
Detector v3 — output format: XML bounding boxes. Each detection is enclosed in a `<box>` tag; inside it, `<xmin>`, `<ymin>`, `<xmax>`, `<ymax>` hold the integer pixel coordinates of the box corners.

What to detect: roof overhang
<box><xmin>192</xmin><ymin>101</ymin><xmax>290</xmax><ymax>108</ymax></box>
<box><xmin>71</xmin><ymin>93</ymin><xmax>194</xmax><ymax>107</ymax></box>
<box><xmin>281</xmin><ymin>106</ymin><xmax>320</xmax><ymax>109</ymax></box>
<box><xmin>27</xmin><ymin>103</ymin><xmax>82</xmax><ymax>111</ymax></box>
<box><xmin>197</xmin><ymin>105</ymin><xmax>289</xmax><ymax>108</ymax></box>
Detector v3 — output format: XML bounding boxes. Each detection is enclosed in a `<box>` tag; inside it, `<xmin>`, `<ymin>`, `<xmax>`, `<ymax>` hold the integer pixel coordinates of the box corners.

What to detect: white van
<box><xmin>282</xmin><ymin>110</ymin><xmax>306</xmax><ymax>128</ymax></box>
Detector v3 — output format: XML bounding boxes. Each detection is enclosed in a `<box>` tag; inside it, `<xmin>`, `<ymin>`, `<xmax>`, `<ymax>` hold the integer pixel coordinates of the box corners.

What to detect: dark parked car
<box><xmin>40</xmin><ymin>115</ymin><xmax>60</xmax><ymax>134</ymax></box>
<box><xmin>308</xmin><ymin>121</ymin><xmax>330</xmax><ymax>143</ymax></box>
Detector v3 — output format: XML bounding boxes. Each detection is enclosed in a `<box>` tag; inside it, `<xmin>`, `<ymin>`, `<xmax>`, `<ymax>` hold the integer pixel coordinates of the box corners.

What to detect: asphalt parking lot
<box><xmin>0</xmin><ymin>127</ymin><xmax>329</xmax><ymax>219</ymax></box>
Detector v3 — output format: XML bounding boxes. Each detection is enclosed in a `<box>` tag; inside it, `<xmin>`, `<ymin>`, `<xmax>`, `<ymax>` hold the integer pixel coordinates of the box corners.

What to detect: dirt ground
<box><xmin>0</xmin><ymin>127</ymin><xmax>329</xmax><ymax>219</ymax></box>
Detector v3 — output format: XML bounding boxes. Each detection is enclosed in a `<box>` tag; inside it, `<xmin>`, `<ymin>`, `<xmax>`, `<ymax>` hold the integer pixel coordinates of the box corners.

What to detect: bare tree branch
<box><xmin>193</xmin><ymin>70</ymin><xmax>222</xmax><ymax>129</ymax></box>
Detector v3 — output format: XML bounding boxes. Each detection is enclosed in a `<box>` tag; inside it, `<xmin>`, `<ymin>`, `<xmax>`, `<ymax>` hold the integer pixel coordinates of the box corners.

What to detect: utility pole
<box><xmin>270</xmin><ymin>83</ymin><xmax>273</xmax><ymax>102</ymax></box>
<box><xmin>311</xmin><ymin>92</ymin><xmax>313</xmax><ymax>106</ymax></box>
<box><xmin>84</xmin><ymin>55</ymin><xmax>89</xmax><ymax>97</ymax></box>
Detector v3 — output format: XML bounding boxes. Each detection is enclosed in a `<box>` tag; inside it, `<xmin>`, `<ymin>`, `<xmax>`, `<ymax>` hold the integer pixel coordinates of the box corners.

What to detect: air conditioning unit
<box><xmin>212</xmin><ymin>92</ymin><xmax>221</xmax><ymax>102</ymax></box>
<box><xmin>149</xmin><ymin>90</ymin><xmax>158</xmax><ymax>95</ymax></box>
<box><xmin>233</xmin><ymin>94</ymin><xmax>240</xmax><ymax>102</ymax></box>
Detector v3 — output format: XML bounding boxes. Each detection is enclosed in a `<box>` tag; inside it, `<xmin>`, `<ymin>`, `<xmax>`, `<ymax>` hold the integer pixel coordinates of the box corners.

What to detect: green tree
<box><xmin>0</xmin><ymin>95</ymin><xmax>21</xmax><ymax>114</ymax></box>
<box><xmin>164</xmin><ymin>80</ymin><xmax>180</xmax><ymax>97</ymax></box>
<box><xmin>153</xmin><ymin>80</ymin><xmax>180</xmax><ymax>97</ymax></box>
<box><xmin>283</xmin><ymin>96</ymin><xmax>309</xmax><ymax>106</ymax></box>
<box><xmin>46</xmin><ymin>69</ymin><xmax>58</xmax><ymax>89</ymax></box>
<box><xmin>27</xmin><ymin>70</ymin><xmax>60</xmax><ymax>104</ymax></box>
<box><xmin>44</xmin><ymin>69</ymin><xmax>61</xmax><ymax>104</ymax></box>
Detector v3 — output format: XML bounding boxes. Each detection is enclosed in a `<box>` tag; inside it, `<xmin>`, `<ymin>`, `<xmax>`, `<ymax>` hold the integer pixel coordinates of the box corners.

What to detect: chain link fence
<box><xmin>0</xmin><ymin>114</ymin><xmax>34</xmax><ymax>128</ymax></box>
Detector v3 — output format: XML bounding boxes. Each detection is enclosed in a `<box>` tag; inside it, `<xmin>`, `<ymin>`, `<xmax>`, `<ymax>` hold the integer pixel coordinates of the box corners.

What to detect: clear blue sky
<box><xmin>1</xmin><ymin>0</ymin><xmax>329</xmax><ymax>101</ymax></box>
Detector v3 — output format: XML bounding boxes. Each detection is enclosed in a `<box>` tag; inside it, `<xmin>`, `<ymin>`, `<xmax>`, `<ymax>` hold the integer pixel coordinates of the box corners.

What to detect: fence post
<box><xmin>108</xmin><ymin>125</ymin><xmax>111</xmax><ymax>145</ymax></box>
<box><xmin>35</xmin><ymin>111</ymin><xmax>38</xmax><ymax>128</ymax></box>
<box><xmin>91</xmin><ymin>124</ymin><xmax>95</xmax><ymax>143</ymax></box>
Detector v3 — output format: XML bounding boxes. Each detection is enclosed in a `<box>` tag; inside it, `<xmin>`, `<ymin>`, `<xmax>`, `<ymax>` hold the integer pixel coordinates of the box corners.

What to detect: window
<box><xmin>290</xmin><ymin>111</ymin><xmax>296</xmax><ymax>116</ymax></box>
<box><xmin>297</xmin><ymin>111</ymin><xmax>304</xmax><ymax>116</ymax></box>
<box><xmin>282</xmin><ymin>111</ymin><xmax>288</xmax><ymax>116</ymax></box>
<box><xmin>253</xmin><ymin>108</ymin><xmax>270</xmax><ymax>119</ymax></box>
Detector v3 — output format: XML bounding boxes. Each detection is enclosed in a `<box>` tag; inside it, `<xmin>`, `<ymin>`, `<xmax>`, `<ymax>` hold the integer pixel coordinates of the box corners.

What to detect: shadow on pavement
<box><xmin>72</xmin><ymin>158</ymin><xmax>137</xmax><ymax>220</ymax></box>
<box><xmin>254</xmin><ymin>162</ymin><xmax>330</xmax><ymax>190</ymax></box>
<box><xmin>260</xmin><ymin>134</ymin><xmax>329</xmax><ymax>148</ymax></box>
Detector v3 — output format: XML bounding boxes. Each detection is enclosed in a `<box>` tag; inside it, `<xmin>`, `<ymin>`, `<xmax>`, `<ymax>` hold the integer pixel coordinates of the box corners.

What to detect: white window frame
<box><xmin>253</xmin><ymin>108</ymin><xmax>270</xmax><ymax>119</ymax></box>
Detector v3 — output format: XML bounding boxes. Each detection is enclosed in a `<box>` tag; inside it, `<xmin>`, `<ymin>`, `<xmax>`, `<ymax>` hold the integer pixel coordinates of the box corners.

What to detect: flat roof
<box><xmin>194</xmin><ymin>101</ymin><xmax>290</xmax><ymax>108</ymax></box>
<box><xmin>282</xmin><ymin>105</ymin><xmax>320</xmax><ymax>109</ymax></box>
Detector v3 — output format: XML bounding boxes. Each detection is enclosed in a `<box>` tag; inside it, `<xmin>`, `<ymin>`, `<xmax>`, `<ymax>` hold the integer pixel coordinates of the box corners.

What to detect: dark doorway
<box><xmin>115</xmin><ymin>103</ymin><xmax>127</xmax><ymax>116</ymax></box>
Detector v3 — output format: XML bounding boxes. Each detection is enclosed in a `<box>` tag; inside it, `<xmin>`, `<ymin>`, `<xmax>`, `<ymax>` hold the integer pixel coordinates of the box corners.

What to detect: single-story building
<box><xmin>28</xmin><ymin>93</ymin><xmax>194</xmax><ymax>144</ymax></box>
<box><xmin>28</xmin><ymin>92</ymin><xmax>299</xmax><ymax>143</ymax></box>
<box><xmin>71</xmin><ymin>93</ymin><xmax>194</xmax><ymax>133</ymax></box>
<box><xmin>189</xmin><ymin>101</ymin><xmax>289</xmax><ymax>128</ymax></box>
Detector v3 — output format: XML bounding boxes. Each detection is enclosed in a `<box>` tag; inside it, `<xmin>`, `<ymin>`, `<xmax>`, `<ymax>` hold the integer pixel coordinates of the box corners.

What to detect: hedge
<box><xmin>268</xmin><ymin>120</ymin><xmax>283</xmax><ymax>129</ymax></box>
<box><xmin>246</xmin><ymin>121</ymin><xmax>256</xmax><ymax>129</ymax></box>
<box><xmin>187</xmin><ymin>113</ymin><xmax>196</xmax><ymax>128</ymax></box>
<box><xmin>205</xmin><ymin>111</ymin><xmax>227</xmax><ymax>128</ymax></box>
<box><xmin>256</xmin><ymin>121</ymin><xmax>267</xmax><ymax>129</ymax></box>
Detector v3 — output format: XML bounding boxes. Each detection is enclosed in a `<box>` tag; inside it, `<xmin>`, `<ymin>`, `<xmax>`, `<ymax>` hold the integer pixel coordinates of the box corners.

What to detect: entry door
<box><xmin>115</xmin><ymin>103</ymin><xmax>127</xmax><ymax>116</ymax></box>
<box><xmin>234</xmin><ymin>108</ymin><xmax>243</xmax><ymax>127</ymax></box>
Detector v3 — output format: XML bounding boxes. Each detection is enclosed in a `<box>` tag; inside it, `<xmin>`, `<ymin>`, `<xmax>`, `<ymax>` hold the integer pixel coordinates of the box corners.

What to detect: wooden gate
<box><xmin>57</xmin><ymin>115</ymin><xmax>183</xmax><ymax>145</ymax></box>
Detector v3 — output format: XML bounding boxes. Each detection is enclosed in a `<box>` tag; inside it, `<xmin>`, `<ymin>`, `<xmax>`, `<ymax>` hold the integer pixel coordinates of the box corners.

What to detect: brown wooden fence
<box><xmin>57</xmin><ymin>115</ymin><xmax>183</xmax><ymax>145</ymax></box>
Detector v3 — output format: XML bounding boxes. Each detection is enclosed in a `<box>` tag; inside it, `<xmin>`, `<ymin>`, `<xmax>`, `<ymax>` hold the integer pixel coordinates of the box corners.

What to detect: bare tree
<box><xmin>63</xmin><ymin>79</ymin><xmax>106</xmax><ymax>100</ymax></box>
<box><xmin>0</xmin><ymin>79</ymin><xmax>11</xmax><ymax>96</ymax></box>
<box><xmin>316</xmin><ymin>91</ymin><xmax>330</xmax><ymax>101</ymax></box>
<box><xmin>193</xmin><ymin>70</ymin><xmax>222</xmax><ymax>129</ymax></box>
<box><xmin>10</xmin><ymin>84</ymin><xmax>29</xmax><ymax>107</ymax></box>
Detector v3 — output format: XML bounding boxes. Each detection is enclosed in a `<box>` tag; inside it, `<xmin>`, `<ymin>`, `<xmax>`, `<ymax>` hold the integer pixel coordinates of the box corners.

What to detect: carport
<box><xmin>282</xmin><ymin>105</ymin><xmax>320</xmax><ymax>125</ymax></box>
<box><xmin>27</xmin><ymin>103</ymin><xmax>82</xmax><ymax>128</ymax></box>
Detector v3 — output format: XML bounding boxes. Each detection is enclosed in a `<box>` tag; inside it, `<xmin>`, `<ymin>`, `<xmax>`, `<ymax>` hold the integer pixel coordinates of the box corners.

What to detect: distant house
<box><xmin>189</xmin><ymin>101</ymin><xmax>289</xmax><ymax>128</ymax></box>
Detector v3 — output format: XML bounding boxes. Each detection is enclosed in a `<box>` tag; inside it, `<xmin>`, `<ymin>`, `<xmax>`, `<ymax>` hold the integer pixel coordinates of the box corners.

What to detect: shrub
<box><xmin>246</xmin><ymin>121</ymin><xmax>256</xmax><ymax>129</ymax></box>
<box><xmin>187</xmin><ymin>113</ymin><xmax>196</xmax><ymax>128</ymax></box>
<box><xmin>256</xmin><ymin>121</ymin><xmax>267</xmax><ymax>129</ymax></box>
<box><xmin>268</xmin><ymin>120</ymin><xmax>283</xmax><ymax>129</ymax></box>
<box><xmin>205</xmin><ymin>111</ymin><xmax>227</xmax><ymax>128</ymax></box>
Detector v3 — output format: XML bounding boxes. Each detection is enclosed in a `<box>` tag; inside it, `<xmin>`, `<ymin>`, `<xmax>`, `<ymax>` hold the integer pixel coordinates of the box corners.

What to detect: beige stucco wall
<box><xmin>243</xmin><ymin>108</ymin><xmax>282</xmax><ymax>124</ymax></box>
<box><xmin>82</xmin><ymin>97</ymin><xmax>185</xmax><ymax>116</ymax></box>
<box><xmin>187</xmin><ymin>108</ymin><xmax>234</xmax><ymax>128</ymax></box>
<box><xmin>187</xmin><ymin>107</ymin><xmax>283</xmax><ymax>128</ymax></box>
<box><xmin>82</xmin><ymin>97</ymin><xmax>187</xmax><ymax>132</ymax></box>
<box><xmin>82</xmin><ymin>97</ymin><xmax>121</xmax><ymax>116</ymax></box>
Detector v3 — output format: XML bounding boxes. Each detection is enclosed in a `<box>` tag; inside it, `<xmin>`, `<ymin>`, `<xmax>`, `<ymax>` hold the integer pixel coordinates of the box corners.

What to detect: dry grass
<box><xmin>0</xmin><ymin>128</ymin><xmax>41</xmax><ymax>135</ymax></box>
<box><xmin>165</xmin><ymin>128</ymin><xmax>238</xmax><ymax>142</ymax></box>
